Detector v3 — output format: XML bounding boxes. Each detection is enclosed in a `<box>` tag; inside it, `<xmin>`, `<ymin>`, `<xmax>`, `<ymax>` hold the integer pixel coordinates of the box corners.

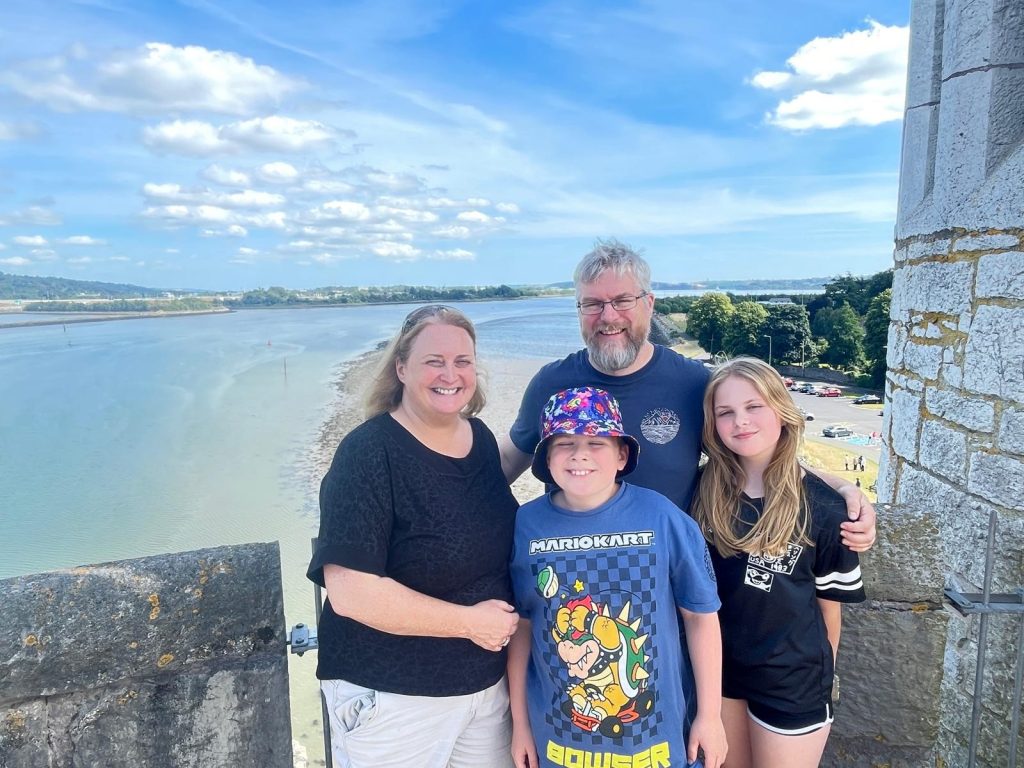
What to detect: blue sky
<box><xmin>0</xmin><ymin>1</ymin><xmax>909</xmax><ymax>291</ymax></box>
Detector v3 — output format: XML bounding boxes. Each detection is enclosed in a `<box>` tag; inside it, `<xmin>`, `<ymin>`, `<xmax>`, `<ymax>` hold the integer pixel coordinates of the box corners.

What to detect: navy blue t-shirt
<box><xmin>510</xmin><ymin>345</ymin><xmax>711</xmax><ymax>511</ymax></box>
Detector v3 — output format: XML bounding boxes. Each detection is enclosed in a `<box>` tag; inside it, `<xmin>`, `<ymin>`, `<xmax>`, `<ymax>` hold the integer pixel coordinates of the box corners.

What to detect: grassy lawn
<box><xmin>799</xmin><ymin>439</ymin><xmax>878</xmax><ymax>502</ymax></box>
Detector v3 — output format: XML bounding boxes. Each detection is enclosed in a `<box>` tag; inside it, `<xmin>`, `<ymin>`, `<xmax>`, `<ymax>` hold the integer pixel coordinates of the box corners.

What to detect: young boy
<box><xmin>508</xmin><ymin>387</ymin><xmax>727</xmax><ymax>768</ymax></box>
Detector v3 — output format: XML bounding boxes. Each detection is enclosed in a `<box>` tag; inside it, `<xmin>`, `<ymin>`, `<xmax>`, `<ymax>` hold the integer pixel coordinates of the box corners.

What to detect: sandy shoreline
<box><xmin>310</xmin><ymin>347</ymin><xmax>549</xmax><ymax>504</ymax></box>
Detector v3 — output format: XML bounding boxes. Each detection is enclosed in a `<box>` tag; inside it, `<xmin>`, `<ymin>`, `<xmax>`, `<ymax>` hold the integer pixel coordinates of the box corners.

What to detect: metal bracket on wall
<box><xmin>945</xmin><ymin>589</ymin><xmax>1024</xmax><ymax>615</ymax></box>
<box><xmin>287</xmin><ymin>622</ymin><xmax>319</xmax><ymax>655</ymax></box>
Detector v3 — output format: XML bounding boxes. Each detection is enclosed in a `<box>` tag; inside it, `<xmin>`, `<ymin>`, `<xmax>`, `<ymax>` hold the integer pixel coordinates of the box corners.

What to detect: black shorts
<box><xmin>746</xmin><ymin>697</ymin><xmax>834</xmax><ymax>735</ymax></box>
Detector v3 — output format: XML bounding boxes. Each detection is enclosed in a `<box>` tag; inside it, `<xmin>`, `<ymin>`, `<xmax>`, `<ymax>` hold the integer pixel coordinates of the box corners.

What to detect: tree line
<box><xmin>655</xmin><ymin>270</ymin><xmax>892</xmax><ymax>387</ymax></box>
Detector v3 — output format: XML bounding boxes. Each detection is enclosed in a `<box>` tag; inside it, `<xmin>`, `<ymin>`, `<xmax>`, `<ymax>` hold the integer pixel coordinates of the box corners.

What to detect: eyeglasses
<box><xmin>401</xmin><ymin>304</ymin><xmax>455</xmax><ymax>333</ymax></box>
<box><xmin>576</xmin><ymin>292</ymin><xmax>649</xmax><ymax>315</ymax></box>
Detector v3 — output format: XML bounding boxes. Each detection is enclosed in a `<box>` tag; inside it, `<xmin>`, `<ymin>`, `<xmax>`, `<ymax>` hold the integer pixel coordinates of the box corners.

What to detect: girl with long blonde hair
<box><xmin>692</xmin><ymin>357</ymin><xmax>865</xmax><ymax>768</ymax></box>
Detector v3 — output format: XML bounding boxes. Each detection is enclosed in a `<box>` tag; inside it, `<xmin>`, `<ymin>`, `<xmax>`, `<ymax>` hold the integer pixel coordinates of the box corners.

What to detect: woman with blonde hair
<box><xmin>308</xmin><ymin>304</ymin><xmax>519</xmax><ymax>768</ymax></box>
<box><xmin>692</xmin><ymin>357</ymin><xmax>866</xmax><ymax>768</ymax></box>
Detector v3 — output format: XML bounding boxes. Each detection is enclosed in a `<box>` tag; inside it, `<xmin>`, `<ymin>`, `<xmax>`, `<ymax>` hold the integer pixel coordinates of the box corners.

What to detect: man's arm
<box><xmin>805</xmin><ymin>467</ymin><xmax>877</xmax><ymax>553</ymax></box>
<box><xmin>499</xmin><ymin>434</ymin><xmax>533</xmax><ymax>484</ymax></box>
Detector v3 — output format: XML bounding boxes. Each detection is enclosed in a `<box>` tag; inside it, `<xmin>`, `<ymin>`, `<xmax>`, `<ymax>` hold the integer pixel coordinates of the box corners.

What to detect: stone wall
<box><xmin>0</xmin><ymin>543</ymin><xmax>293</xmax><ymax>767</ymax></box>
<box><xmin>866</xmin><ymin>0</ymin><xmax>1024</xmax><ymax>764</ymax></box>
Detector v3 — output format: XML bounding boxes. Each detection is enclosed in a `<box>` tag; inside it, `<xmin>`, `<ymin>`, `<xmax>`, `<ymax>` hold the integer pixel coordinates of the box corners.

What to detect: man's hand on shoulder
<box><xmin>837</xmin><ymin>484</ymin><xmax>877</xmax><ymax>553</ymax></box>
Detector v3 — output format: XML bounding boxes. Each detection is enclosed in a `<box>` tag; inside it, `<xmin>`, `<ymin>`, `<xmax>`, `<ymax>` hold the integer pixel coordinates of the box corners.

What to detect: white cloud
<box><xmin>303</xmin><ymin>179</ymin><xmax>356</xmax><ymax>194</ymax></box>
<box><xmin>466</xmin><ymin>197</ymin><xmax>491</xmax><ymax>207</ymax></box>
<box><xmin>2</xmin><ymin>43</ymin><xmax>300</xmax><ymax>115</ymax></box>
<box><xmin>142</xmin><ymin>116</ymin><xmax>335</xmax><ymax>155</ymax></box>
<box><xmin>430</xmin><ymin>249</ymin><xmax>475</xmax><ymax>261</ymax></box>
<box><xmin>143</xmin><ymin>120</ymin><xmax>228</xmax><ymax>155</ymax></box>
<box><xmin>456</xmin><ymin>210</ymin><xmax>492</xmax><ymax>223</ymax></box>
<box><xmin>0</xmin><ymin>256</ymin><xmax>30</xmax><ymax>266</ymax></box>
<box><xmin>60</xmin><ymin>235</ymin><xmax>106</xmax><ymax>245</ymax></box>
<box><xmin>318</xmin><ymin>200</ymin><xmax>371</xmax><ymax>221</ymax></box>
<box><xmin>259</xmin><ymin>161</ymin><xmax>300</xmax><ymax>183</ymax></box>
<box><xmin>238</xmin><ymin>247</ymin><xmax>259</xmax><ymax>255</ymax></box>
<box><xmin>751</xmin><ymin>21</ymin><xmax>909</xmax><ymax>130</ymax></box>
<box><xmin>221</xmin><ymin>116</ymin><xmax>334</xmax><ymax>152</ymax></box>
<box><xmin>202</xmin><ymin>225</ymin><xmax>249</xmax><ymax>237</ymax></box>
<box><xmin>495</xmin><ymin>202</ymin><xmax>520</xmax><ymax>214</ymax></box>
<box><xmin>143</xmin><ymin>182</ymin><xmax>285</xmax><ymax>208</ymax></box>
<box><xmin>67</xmin><ymin>256</ymin><xmax>93</xmax><ymax>264</ymax></box>
<box><xmin>202</xmin><ymin>164</ymin><xmax>251</xmax><ymax>186</ymax></box>
<box><xmin>375</xmin><ymin>206</ymin><xmax>438</xmax><ymax>223</ymax></box>
<box><xmin>371</xmin><ymin>242</ymin><xmax>421</xmax><ymax>261</ymax></box>
<box><xmin>13</xmin><ymin>235</ymin><xmax>48</xmax><ymax>246</ymax></box>
<box><xmin>432</xmin><ymin>225</ymin><xmax>471</xmax><ymax>238</ymax></box>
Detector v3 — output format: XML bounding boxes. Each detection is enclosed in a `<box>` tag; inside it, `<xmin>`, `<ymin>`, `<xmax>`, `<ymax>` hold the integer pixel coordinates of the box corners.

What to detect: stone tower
<box><xmin>879</xmin><ymin>0</ymin><xmax>1023</xmax><ymax>763</ymax></box>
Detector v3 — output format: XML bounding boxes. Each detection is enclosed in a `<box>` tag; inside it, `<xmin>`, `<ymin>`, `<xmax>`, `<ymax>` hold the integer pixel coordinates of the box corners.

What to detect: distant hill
<box><xmin>548</xmin><ymin>278</ymin><xmax>828</xmax><ymax>291</ymax></box>
<box><xmin>0</xmin><ymin>272</ymin><xmax>165</xmax><ymax>300</ymax></box>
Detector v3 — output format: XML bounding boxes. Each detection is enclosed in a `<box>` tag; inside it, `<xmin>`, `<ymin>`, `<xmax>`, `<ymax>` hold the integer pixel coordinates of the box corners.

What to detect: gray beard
<box><xmin>587</xmin><ymin>332</ymin><xmax>643</xmax><ymax>373</ymax></box>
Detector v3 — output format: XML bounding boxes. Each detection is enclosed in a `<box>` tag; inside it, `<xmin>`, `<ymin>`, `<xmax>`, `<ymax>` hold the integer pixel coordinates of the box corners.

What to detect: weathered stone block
<box><xmin>976</xmin><ymin>250</ymin><xmax>1024</xmax><ymax>297</ymax></box>
<box><xmin>953</xmin><ymin>233</ymin><xmax>1020</xmax><ymax>253</ymax></box>
<box><xmin>933</xmin><ymin>72</ymin><xmax>993</xmax><ymax>216</ymax></box>
<box><xmin>890</xmin><ymin>261</ymin><xmax>975</xmax><ymax>319</ymax></box>
<box><xmin>999</xmin><ymin>407</ymin><xmax>1024</xmax><ymax>455</ymax></box>
<box><xmin>890</xmin><ymin>389</ymin><xmax>923</xmax><ymax>461</ymax></box>
<box><xmin>963</xmin><ymin>305</ymin><xmax>1024</xmax><ymax>401</ymax></box>
<box><xmin>860</xmin><ymin>504</ymin><xmax>945</xmax><ymax>603</ymax></box>
<box><xmin>886</xmin><ymin>321</ymin><xmax>909</xmax><ymax>368</ymax></box>
<box><xmin>829</xmin><ymin>606</ymin><xmax>948</xmax><ymax>746</ymax></box>
<box><xmin>924</xmin><ymin>387</ymin><xmax>995</xmax><ymax>431</ymax></box>
<box><xmin>898</xmin><ymin>104</ymin><xmax>940</xmax><ymax>218</ymax></box>
<box><xmin>0</xmin><ymin>543</ymin><xmax>292</xmax><ymax>768</ymax></box>
<box><xmin>903</xmin><ymin>341</ymin><xmax>944</xmax><ymax>380</ymax></box>
<box><xmin>968</xmin><ymin>452</ymin><xmax>1024</xmax><ymax>511</ymax></box>
<box><xmin>920</xmin><ymin>420</ymin><xmax>968</xmax><ymax>482</ymax></box>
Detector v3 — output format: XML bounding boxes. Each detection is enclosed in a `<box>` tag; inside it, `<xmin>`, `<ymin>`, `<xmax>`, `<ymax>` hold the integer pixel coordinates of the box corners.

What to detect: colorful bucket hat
<box><xmin>531</xmin><ymin>386</ymin><xmax>640</xmax><ymax>485</ymax></box>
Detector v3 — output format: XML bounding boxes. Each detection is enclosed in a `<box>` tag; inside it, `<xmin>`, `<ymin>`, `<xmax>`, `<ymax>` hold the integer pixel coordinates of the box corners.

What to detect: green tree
<box><xmin>686</xmin><ymin>292</ymin><xmax>734</xmax><ymax>353</ymax></box>
<box><xmin>863</xmin><ymin>288</ymin><xmax>891</xmax><ymax>387</ymax></box>
<box><xmin>821</xmin><ymin>303</ymin><xmax>865</xmax><ymax>369</ymax></box>
<box><xmin>762</xmin><ymin>304</ymin><xmax>813</xmax><ymax>365</ymax></box>
<box><xmin>723</xmin><ymin>301</ymin><xmax>768</xmax><ymax>356</ymax></box>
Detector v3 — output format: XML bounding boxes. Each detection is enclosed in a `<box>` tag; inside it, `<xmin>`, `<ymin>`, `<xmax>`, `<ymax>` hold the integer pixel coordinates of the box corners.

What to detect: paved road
<box><xmin>789</xmin><ymin>387</ymin><xmax>884</xmax><ymax>457</ymax></box>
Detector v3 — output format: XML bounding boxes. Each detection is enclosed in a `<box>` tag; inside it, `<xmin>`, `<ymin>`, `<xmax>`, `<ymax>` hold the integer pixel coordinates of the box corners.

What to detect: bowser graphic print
<box><xmin>536</xmin><ymin>564</ymin><xmax>655</xmax><ymax>739</ymax></box>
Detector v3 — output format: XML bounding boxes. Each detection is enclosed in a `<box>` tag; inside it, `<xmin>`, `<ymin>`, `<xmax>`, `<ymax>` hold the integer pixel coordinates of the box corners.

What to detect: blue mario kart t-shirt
<box><xmin>510</xmin><ymin>483</ymin><xmax>720</xmax><ymax>768</ymax></box>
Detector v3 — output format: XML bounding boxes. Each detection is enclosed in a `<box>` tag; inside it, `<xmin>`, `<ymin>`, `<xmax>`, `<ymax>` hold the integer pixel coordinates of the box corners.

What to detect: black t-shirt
<box><xmin>707</xmin><ymin>473</ymin><xmax>866</xmax><ymax>712</ymax></box>
<box><xmin>307</xmin><ymin>412</ymin><xmax>518</xmax><ymax>696</ymax></box>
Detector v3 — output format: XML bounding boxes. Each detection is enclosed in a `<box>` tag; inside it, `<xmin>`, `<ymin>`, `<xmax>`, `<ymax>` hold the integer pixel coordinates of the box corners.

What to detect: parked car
<box><xmin>783</xmin><ymin>377</ymin><xmax>795</xmax><ymax>389</ymax></box>
<box><xmin>798</xmin><ymin>383</ymin><xmax>816</xmax><ymax>394</ymax></box>
<box><xmin>818</xmin><ymin>387</ymin><xmax>842</xmax><ymax>397</ymax></box>
<box><xmin>853</xmin><ymin>394</ymin><xmax>883</xmax><ymax>405</ymax></box>
<box><xmin>799</xmin><ymin>407</ymin><xmax>815</xmax><ymax>421</ymax></box>
<box><xmin>822</xmin><ymin>425</ymin><xmax>853</xmax><ymax>438</ymax></box>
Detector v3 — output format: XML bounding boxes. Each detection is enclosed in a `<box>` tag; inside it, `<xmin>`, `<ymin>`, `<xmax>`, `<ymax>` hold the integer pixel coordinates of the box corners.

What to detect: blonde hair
<box><xmin>692</xmin><ymin>357</ymin><xmax>811</xmax><ymax>558</ymax></box>
<box><xmin>364</xmin><ymin>305</ymin><xmax>486</xmax><ymax>419</ymax></box>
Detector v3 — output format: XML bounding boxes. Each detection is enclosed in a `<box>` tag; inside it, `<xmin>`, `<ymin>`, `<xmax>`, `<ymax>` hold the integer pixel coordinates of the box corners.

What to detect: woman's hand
<box><xmin>464</xmin><ymin>599</ymin><xmax>519</xmax><ymax>652</ymax></box>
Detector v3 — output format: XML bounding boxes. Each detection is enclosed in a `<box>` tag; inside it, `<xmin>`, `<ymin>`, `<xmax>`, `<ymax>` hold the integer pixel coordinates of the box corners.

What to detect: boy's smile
<box><xmin>548</xmin><ymin>435</ymin><xmax>628</xmax><ymax>511</ymax></box>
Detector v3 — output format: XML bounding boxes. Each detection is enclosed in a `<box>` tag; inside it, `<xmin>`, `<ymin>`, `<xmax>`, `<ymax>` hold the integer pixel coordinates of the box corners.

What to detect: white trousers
<box><xmin>321</xmin><ymin>677</ymin><xmax>514</xmax><ymax>768</ymax></box>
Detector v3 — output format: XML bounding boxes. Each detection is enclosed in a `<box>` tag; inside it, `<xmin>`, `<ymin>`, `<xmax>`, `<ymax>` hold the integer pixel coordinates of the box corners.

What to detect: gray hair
<box><xmin>573</xmin><ymin>238</ymin><xmax>652</xmax><ymax>295</ymax></box>
<box><xmin>364</xmin><ymin>305</ymin><xmax>486</xmax><ymax>419</ymax></box>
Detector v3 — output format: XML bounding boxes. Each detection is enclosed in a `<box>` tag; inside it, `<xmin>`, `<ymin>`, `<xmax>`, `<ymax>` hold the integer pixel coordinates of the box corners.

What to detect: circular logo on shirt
<box><xmin>639</xmin><ymin>408</ymin><xmax>680</xmax><ymax>444</ymax></box>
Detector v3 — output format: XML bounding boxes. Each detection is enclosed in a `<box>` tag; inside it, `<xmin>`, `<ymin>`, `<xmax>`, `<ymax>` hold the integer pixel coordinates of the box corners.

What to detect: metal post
<box><xmin>968</xmin><ymin>510</ymin><xmax>999</xmax><ymax>768</ymax></box>
<box><xmin>312</xmin><ymin>538</ymin><xmax>334</xmax><ymax>768</ymax></box>
<box><xmin>1009</xmin><ymin>596</ymin><xmax>1023</xmax><ymax>768</ymax></box>
<box><xmin>763</xmin><ymin>335</ymin><xmax>772</xmax><ymax>367</ymax></box>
